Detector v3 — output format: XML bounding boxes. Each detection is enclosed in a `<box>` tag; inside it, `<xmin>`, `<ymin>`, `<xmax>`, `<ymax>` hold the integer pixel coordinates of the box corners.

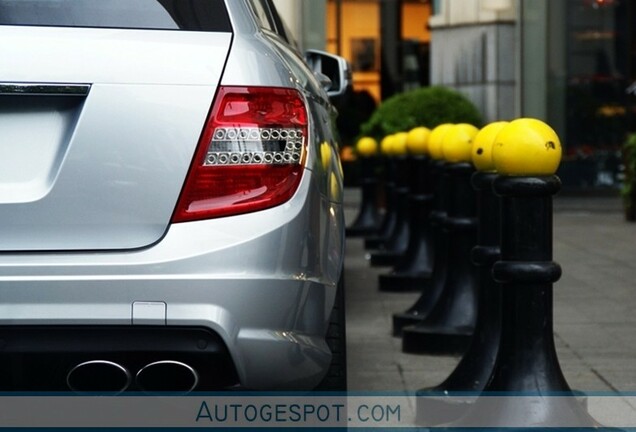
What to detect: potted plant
<box><xmin>621</xmin><ymin>133</ymin><xmax>636</xmax><ymax>221</ymax></box>
<box><xmin>359</xmin><ymin>86</ymin><xmax>482</xmax><ymax>140</ymax></box>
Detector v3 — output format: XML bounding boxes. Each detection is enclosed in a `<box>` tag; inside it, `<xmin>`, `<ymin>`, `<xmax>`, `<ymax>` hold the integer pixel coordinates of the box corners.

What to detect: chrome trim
<box><xmin>135</xmin><ymin>360</ymin><xmax>199</xmax><ymax>393</ymax></box>
<box><xmin>66</xmin><ymin>360</ymin><xmax>132</xmax><ymax>393</ymax></box>
<box><xmin>0</xmin><ymin>83</ymin><xmax>90</xmax><ymax>96</ymax></box>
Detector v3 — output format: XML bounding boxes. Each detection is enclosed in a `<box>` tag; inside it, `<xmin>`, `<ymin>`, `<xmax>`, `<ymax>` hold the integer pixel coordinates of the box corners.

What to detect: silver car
<box><xmin>0</xmin><ymin>0</ymin><xmax>347</xmax><ymax>392</ymax></box>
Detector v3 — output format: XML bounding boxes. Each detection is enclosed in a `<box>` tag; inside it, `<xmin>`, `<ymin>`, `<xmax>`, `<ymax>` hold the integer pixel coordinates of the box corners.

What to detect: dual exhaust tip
<box><xmin>66</xmin><ymin>360</ymin><xmax>199</xmax><ymax>393</ymax></box>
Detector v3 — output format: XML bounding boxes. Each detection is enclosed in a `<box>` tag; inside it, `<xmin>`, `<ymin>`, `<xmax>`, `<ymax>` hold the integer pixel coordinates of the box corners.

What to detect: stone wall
<box><xmin>429</xmin><ymin>0</ymin><xmax>517</xmax><ymax>123</ymax></box>
<box><xmin>430</xmin><ymin>23</ymin><xmax>516</xmax><ymax>122</ymax></box>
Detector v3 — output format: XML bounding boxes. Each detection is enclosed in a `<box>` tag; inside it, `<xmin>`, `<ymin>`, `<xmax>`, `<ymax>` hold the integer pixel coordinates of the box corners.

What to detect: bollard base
<box><xmin>379</xmin><ymin>272</ymin><xmax>430</xmax><ymax>293</ymax></box>
<box><xmin>415</xmin><ymin>394</ymin><xmax>476</xmax><ymax>427</ymax></box>
<box><xmin>401</xmin><ymin>324</ymin><xmax>472</xmax><ymax>355</ymax></box>
<box><xmin>369</xmin><ymin>250</ymin><xmax>402</xmax><ymax>267</ymax></box>
<box><xmin>392</xmin><ymin>311</ymin><xmax>427</xmax><ymax>337</ymax></box>
<box><xmin>413</xmin><ymin>392</ymin><xmax>591</xmax><ymax>428</ymax></box>
<box><xmin>364</xmin><ymin>236</ymin><xmax>386</xmax><ymax>250</ymax></box>
<box><xmin>345</xmin><ymin>225</ymin><xmax>379</xmax><ymax>238</ymax></box>
<box><xmin>445</xmin><ymin>392</ymin><xmax>604</xmax><ymax>429</ymax></box>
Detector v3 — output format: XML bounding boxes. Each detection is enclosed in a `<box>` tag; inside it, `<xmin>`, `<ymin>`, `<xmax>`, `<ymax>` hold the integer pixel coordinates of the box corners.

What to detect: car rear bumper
<box><xmin>0</xmin><ymin>326</ymin><xmax>239</xmax><ymax>392</ymax></box>
<box><xmin>0</xmin><ymin>172</ymin><xmax>344</xmax><ymax>391</ymax></box>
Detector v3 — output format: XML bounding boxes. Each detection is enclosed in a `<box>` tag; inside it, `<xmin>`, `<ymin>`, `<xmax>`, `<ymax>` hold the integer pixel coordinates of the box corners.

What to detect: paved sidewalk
<box><xmin>344</xmin><ymin>188</ymin><xmax>636</xmax><ymax>395</ymax></box>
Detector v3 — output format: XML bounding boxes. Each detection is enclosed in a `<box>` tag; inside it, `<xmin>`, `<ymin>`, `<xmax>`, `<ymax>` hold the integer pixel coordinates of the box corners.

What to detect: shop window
<box><xmin>558</xmin><ymin>0</ymin><xmax>629</xmax><ymax>188</ymax></box>
<box><xmin>351</xmin><ymin>38</ymin><xmax>378</xmax><ymax>72</ymax></box>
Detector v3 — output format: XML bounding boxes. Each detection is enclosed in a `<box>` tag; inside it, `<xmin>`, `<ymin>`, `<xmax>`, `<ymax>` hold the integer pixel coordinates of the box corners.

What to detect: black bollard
<box><xmin>364</xmin><ymin>155</ymin><xmax>397</xmax><ymax>250</ymax></box>
<box><xmin>391</xmin><ymin>124</ymin><xmax>455</xmax><ymax>334</ymax></box>
<box><xmin>488</xmin><ymin>175</ymin><xmax>565</xmax><ymax>391</ymax></box>
<box><xmin>443</xmin><ymin>118</ymin><xmax>602</xmax><ymax>429</ymax></box>
<box><xmin>379</xmin><ymin>155</ymin><xmax>435</xmax><ymax>291</ymax></box>
<box><xmin>369</xmin><ymin>155</ymin><xmax>411</xmax><ymax>267</ymax></box>
<box><xmin>391</xmin><ymin>160</ymin><xmax>449</xmax><ymax>335</ymax></box>
<box><xmin>401</xmin><ymin>162</ymin><xmax>478</xmax><ymax>355</ymax></box>
<box><xmin>414</xmin><ymin>170</ymin><xmax>502</xmax><ymax>425</ymax></box>
<box><xmin>346</xmin><ymin>155</ymin><xmax>382</xmax><ymax>237</ymax></box>
<box><xmin>444</xmin><ymin>175</ymin><xmax>599</xmax><ymax>428</ymax></box>
<box><xmin>413</xmin><ymin>121</ymin><xmax>509</xmax><ymax>424</ymax></box>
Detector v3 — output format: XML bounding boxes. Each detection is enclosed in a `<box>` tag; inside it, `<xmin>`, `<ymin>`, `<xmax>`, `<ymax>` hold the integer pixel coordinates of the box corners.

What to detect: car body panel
<box><xmin>0</xmin><ymin>26</ymin><xmax>231</xmax><ymax>250</ymax></box>
<box><xmin>0</xmin><ymin>169</ymin><xmax>343</xmax><ymax>389</ymax></box>
<box><xmin>0</xmin><ymin>26</ymin><xmax>232</xmax><ymax>85</ymax></box>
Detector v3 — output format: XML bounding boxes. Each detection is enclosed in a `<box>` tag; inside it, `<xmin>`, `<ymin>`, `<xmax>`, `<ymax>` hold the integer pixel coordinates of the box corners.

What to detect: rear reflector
<box><xmin>172</xmin><ymin>87</ymin><xmax>308</xmax><ymax>222</ymax></box>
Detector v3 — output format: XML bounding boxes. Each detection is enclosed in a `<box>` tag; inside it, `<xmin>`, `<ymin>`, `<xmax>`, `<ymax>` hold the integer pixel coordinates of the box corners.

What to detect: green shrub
<box><xmin>621</xmin><ymin>133</ymin><xmax>636</xmax><ymax>220</ymax></box>
<box><xmin>359</xmin><ymin>86</ymin><xmax>482</xmax><ymax>141</ymax></box>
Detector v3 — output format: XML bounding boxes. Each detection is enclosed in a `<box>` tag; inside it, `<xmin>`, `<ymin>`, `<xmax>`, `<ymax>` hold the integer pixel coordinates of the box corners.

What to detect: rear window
<box><xmin>0</xmin><ymin>0</ymin><xmax>232</xmax><ymax>32</ymax></box>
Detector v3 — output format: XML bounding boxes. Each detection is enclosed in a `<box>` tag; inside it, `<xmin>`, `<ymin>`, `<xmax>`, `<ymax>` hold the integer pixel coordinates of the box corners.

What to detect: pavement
<box><xmin>343</xmin><ymin>187</ymin><xmax>636</xmax><ymax>396</ymax></box>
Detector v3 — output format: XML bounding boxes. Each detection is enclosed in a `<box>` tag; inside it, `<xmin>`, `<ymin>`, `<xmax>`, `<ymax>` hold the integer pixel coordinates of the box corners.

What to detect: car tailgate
<box><xmin>0</xmin><ymin>26</ymin><xmax>232</xmax><ymax>251</ymax></box>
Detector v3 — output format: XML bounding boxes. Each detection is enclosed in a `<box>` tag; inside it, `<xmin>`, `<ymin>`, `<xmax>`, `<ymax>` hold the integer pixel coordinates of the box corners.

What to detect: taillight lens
<box><xmin>172</xmin><ymin>86</ymin><xmax>308</xmax><ymax>222</ymax></box>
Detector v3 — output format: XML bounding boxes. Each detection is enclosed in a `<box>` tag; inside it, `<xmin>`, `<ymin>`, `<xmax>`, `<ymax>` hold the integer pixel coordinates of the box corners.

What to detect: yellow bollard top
<box><xmin>356</xmin><ymin>136</ymin><xmax>378</xmax><ymax>157</ymax></box>
<box><xmin>392</xmin><ymin>132</ymin><xmax>409</xmax><ymax>156</ymax></box>
<box><xmin>428</xmin><ymin>124</ymin><xmax>454</xmax><ymax>160</ymax></box>
<box><xmin>380</xmin><ymin>134</ymin><xmax>395</xmax><ymax>156</ymax></box>
<box><xmin>492</xmin><ymin>118</ymin><xmax>562</xmax><ymax>176</ymax></box>
<box><xmin>472</xmin><ymin>121</ymin><xmax>509</xmax><ymax>172</ymax></box>
<box><xmin>405</xmin><ymin>127</ymin><xmax>430</xmax><ymax>155</ymax></box>
<box><xmin>442</xmin><ymin>123</ymin><xmax>479</xmax><ymax>163</ymax></box>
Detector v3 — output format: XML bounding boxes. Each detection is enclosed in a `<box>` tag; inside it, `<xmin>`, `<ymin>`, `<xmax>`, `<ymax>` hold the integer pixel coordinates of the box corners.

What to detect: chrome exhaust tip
<box><xmin>135</xmin><ymin>360</ymin><xmax>199</xmax><ymax>393</ymax></box>
<box><xmin>67</xmin><ymin>360</ymin><xmax>131</xmax><ymax>393</ymax></box>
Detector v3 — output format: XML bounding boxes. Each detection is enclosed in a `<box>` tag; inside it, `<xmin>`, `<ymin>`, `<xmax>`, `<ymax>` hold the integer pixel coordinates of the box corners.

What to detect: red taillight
<box><xmin>172</xmin><ymin>86</ymin><xmax>309</xmax><ymax>222</ymax></box>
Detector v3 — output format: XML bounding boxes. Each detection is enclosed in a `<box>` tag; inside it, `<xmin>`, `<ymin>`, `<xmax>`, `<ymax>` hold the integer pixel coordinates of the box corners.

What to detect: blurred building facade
<box><xmin>275</xmin><ymin>0</ymin><xmax>636</xmax><ymax>189</ymax></box>
<box><xmin>272</xmin><ymin>0</ymin><xmax>328</xmax><ymax>51</ymax></box>
<box><xmin>428</xmin><ymin>0</ymin><xmax>515</xmax><ymax>124</ymax></box>
<box><xmin>324</xmin><ymin>0</ymin><xmax>432</xmax><ymax>103</ymax></box>
<box><xmin>446</xmin><ymin>0</ymin><xmax>635</xmax><ymax>189</ymax></box>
